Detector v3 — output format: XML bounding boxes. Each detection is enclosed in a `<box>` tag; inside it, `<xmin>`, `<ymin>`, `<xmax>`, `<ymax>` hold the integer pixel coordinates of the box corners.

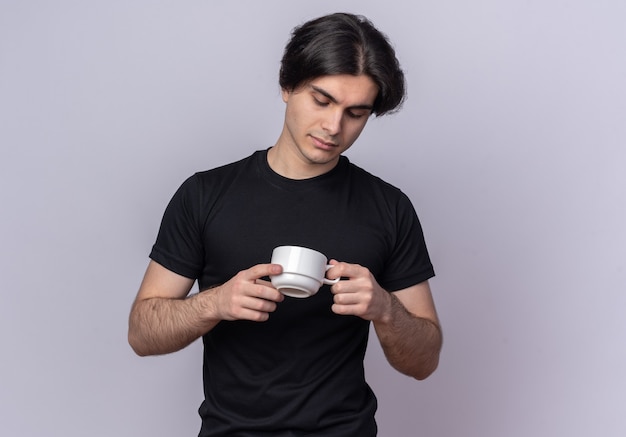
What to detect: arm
<box><xmin>373</xmin><ymin>282</ymin><xmax>442</xmax><ymax>380</ymax></box>
<box><xmin>328</xmin><ymin>262</ymin><xmax>442</xmax><ymax>380</ymax></box>
<box><xmin>128</xmin><ymin>260</ymin><xmax>284</xmax><ymax>356</ymax></box>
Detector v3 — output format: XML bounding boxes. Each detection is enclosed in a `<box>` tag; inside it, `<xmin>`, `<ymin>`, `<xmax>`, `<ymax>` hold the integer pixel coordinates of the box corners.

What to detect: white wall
<box><xmin>1</xmin><ymin>1</ymin><xmax>624</xmax><ymax>436</ymax></box>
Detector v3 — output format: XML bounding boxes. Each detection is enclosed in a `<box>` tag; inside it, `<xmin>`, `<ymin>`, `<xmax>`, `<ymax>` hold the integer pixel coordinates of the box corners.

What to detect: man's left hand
<box><xmin>327</xmin><ymin>260</ymin><xmax>392</xmax><ymax>322</ymax></box>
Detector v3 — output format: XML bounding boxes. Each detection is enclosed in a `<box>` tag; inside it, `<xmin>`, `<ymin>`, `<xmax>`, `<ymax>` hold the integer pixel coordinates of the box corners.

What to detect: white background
<box><xmin>1</xmin><ymin>1</ymin><xmax>625</xmax><ymax>436</ymax></box>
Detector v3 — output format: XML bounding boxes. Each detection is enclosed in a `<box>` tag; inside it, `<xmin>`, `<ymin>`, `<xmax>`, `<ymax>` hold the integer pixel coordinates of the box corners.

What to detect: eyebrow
<box><xmin>310</xmin><ymin>85</ymin><xmax>374</xmax><ymax>111</ymax></box>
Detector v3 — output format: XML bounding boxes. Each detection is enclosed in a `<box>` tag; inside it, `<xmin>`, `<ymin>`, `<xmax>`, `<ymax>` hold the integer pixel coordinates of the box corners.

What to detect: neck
<box><xmin>267</xmin><ymin>142</ymin><xmax>340</xmax><ymax>180</ymax></box>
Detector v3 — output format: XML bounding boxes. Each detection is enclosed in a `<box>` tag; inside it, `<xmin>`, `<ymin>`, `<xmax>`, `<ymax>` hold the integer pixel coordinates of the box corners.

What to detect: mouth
<box><xmin>310</xmin><ymin>135</ymin><xmax>338</xmax><ymax>150</ymax></box>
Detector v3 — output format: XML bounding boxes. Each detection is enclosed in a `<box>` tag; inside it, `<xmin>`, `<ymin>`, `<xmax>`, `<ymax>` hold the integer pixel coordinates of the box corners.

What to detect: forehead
<box><xmin>307</xmin><ymin>74</ymin><xmax>379</xmax><ymax>106</ymax></box>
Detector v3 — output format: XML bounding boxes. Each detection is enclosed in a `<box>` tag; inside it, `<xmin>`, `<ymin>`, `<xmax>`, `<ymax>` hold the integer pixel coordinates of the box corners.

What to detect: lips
<box><xmin>310</xmin><ymin>135</ymin><xmax>338</xmax><ymax>150</ymax></box>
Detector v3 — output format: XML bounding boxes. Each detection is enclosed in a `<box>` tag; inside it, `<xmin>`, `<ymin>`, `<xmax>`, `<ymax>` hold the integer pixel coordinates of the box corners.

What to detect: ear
<box><xmin>281</xmin><ymin>88</ymin><xmax>291</xmax><ymax>103</ymax></box>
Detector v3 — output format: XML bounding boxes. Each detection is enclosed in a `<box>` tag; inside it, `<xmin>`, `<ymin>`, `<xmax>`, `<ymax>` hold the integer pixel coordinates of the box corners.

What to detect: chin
<box><xmin>306</xmin><ymin>151</ymin><xmax>340</xmax><ymax>165</ymax></box>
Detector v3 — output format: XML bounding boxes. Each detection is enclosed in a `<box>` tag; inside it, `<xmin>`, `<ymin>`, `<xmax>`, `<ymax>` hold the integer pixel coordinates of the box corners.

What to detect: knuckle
<box><xmin>252</xmin><ymin>311</ymin><xmax>269</xmax><ymax>322</ymax></box>
<box><xmin>332</xmin><ymin>281</ymin><xmax>344</xmax><ymax>293</ymax></box>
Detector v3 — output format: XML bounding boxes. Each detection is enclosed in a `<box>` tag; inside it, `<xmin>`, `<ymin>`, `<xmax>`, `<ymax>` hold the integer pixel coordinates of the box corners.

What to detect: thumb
<box><xmin>247</xmin><ymin>263</ymin><xmax>283</xmax><ymax>280</ymax></box>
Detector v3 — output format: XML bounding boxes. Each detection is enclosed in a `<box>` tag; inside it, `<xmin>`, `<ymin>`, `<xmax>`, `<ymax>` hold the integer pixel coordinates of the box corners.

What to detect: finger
<box><xmin>228</xmin><ymin>292</ymin><xmax>280</xmax><ymax>321</ymax></box>
<box><xmin>251</xmin><ymin>282</ymin><xmax>284</xmax><ymax>302</ymax></box>
<box><xmin>244</xmin><ymin>263</ymin><xmax>283</xmax><ymax>280</ymax></box>
<box><xmin>236</xmin><ymin>307</ymin><xmax>272</xmax><ymax>322</ymax></box>
<box><xmin>331</xmin><ymin>301</ymin><xmax>361</xmax><ymax>317</ymax></box>
<box><xmin>332</xmin><ymin>289</ymin><xmax>361</xmax><ymax>305</ymax></box>
<box><xmin>327</xmin><ymin>261</ymin><xmax>366</xmax><ymax>280</ymax></box>
<box><xmin>326</xmin><ymin>260</ymin><xmax>343</xmax><ymax>281</ymax></box>
<box><xmin>329</xmin><ymin>277</ymin><xmax>362</xmax><ymax>295</ymax></box>
<box><xmin>242</xmin><ymin>295</ymin><xmax>279</xmax><ymax>314</ymax></box>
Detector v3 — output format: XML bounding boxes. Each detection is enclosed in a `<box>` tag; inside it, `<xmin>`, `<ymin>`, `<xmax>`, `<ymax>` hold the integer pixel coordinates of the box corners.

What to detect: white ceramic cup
<box><xmin>270</xmin><ymin>246</ymin><xmax>339</xmax><ymax>298</ymax></box>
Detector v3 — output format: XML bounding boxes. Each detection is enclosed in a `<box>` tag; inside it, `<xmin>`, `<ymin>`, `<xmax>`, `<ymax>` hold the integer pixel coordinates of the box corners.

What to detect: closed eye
<box><xmin>347</xmin><ymin>110</ymin><xmax>369</xmax><ymax>119</ymax></box>
<box><xmin>313</xmin><ymin>96</ymin><xmax>330</xmax><ymax>107</ymax></box>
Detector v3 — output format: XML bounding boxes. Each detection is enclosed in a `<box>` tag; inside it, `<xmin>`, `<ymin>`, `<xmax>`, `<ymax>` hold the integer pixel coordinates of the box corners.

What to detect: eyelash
<box><xmin>313</xmin><ymin>97</ymin><xmax>329</xmax><ymax>107</ymax></box>
<box><xmin>313</xmin><ymin>97</ymin><xmax>365</xmax><ymax>119</ymax></box>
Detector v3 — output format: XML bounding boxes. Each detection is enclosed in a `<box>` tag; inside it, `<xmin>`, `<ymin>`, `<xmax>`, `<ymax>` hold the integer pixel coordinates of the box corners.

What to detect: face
<box><xmin>274</xmin><ymin>74</ymin><xmax>379</xmax><ymax>177</ymax></box>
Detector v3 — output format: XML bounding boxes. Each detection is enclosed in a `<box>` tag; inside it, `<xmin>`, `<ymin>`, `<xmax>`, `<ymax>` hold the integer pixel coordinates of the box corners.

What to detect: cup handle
<box><xmin>322</xmin><ymin>264</ymin><xmax>340</xmax><ymax>285</ymax></box>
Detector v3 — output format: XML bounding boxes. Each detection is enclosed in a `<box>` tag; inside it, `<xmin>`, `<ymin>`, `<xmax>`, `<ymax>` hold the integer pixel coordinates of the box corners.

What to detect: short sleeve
<box><xmin>378</xmin><ymin>192</ymin><xmax>435</xmax><ymax>291</ymax></box>
<box><xmin>149</xmin><ymin>175</ymin><xmax>205</xmax><ymax>279</ymax></box>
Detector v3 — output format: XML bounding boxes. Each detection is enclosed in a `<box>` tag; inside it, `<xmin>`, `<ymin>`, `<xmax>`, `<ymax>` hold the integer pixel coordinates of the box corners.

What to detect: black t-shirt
<box><xmin>150</xmin><ymin>150</ymin><xmax>435</xmax><ymax>436</ymax></box>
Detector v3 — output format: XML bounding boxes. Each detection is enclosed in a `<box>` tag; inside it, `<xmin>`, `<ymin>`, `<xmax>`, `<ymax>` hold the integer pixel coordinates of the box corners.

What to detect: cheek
<box><xmin>284</xmin><ymin>107</ymin><xmax>301</xmax><ymax>132</ymax></box>
<box><xmin>344</xmin><ymin>120</ymin><xmax>369</xmax><ymax>143</ymax></box>
<box><xmin>285</xmin><ymin>104</ymin><xmax>311</xmax><ymax>129</ymax></box>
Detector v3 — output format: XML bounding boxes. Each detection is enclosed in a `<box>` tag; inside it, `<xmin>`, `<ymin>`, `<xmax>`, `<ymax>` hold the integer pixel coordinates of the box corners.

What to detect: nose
<box><xmin>321</xmin><ymin>109</ymin><xmax>342</xmax><ymax>136</ymax></box>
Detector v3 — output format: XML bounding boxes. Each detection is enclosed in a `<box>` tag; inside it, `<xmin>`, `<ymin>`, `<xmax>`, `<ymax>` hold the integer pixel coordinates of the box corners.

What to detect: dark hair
<box><xmin>279</xmin><ymin>13</ymin><xmax>406</xmax><ymax>116</ymax></box>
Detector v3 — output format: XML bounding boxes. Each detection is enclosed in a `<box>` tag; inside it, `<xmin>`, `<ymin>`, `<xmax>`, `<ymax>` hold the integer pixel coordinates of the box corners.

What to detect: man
<box><xmin>129</xmin><ymin>12</ymin><xmax>442</xmax><ymax>436</ymax></box>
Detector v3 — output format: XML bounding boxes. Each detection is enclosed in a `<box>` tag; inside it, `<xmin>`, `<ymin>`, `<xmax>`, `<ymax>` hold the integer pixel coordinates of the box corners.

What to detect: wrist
<box><xmin>377</xmin><ymin>290</ymin><xmax>396</xmax><ymax>325</ymax></box>
<box><xmin>192</xmin><ymin>288</ymin><xmax>222</xmax><ymax>327</ymax></box>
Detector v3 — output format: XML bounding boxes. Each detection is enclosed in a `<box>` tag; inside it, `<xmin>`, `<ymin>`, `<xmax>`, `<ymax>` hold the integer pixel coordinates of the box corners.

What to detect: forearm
<box><xmin>128</xmin><ymin>292</ymin><xmax>219</xmax><ymax>356</ymax></box>
<box><xmin>374</xmin><ymin>293</ymin><xmax>442</xmax><ymax>380</ymax></box>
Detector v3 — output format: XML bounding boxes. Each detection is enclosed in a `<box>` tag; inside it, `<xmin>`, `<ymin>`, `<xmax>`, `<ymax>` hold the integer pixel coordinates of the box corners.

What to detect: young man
<box><xmin>129</xmin><ymin>12</ymin><xmax>442</xmax><ymax>436</ymax></box>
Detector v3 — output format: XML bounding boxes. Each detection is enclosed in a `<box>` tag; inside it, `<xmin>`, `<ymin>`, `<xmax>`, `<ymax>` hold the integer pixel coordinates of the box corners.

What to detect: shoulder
<box><xmin>181</xmin><ymin>151</ymin><xmax>261</xmax><ymax>194</ymax></box>
<box><xmin>344</xmin><ymin>159</ymin><xmax>408</xmax><ymax>202</ymax></box>
<box><xmin>341</xmin><ymin>159</ymin><xmax>420</xmax><ymax>228</ymax></box>
<box><xmin>164</xmin><ymin>151</ymin><xmax>261</xmax><ymax>215</ymax></box>
<box><xmin>195</xmin><ymin>151</ymin><xmax>259</xmax><ymax>182</ymax></box>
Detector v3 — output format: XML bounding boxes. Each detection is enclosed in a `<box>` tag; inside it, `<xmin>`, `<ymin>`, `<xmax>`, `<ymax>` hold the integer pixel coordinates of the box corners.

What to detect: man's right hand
<box><xmin>208</xmin><ymin>263</ymin><xmax>285</xmax><ymax>322</ymax></box>
<box><xmin>129</xmin><ymin>261</ymin><xmax>284</xmax><ymax>356</ymax></box>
